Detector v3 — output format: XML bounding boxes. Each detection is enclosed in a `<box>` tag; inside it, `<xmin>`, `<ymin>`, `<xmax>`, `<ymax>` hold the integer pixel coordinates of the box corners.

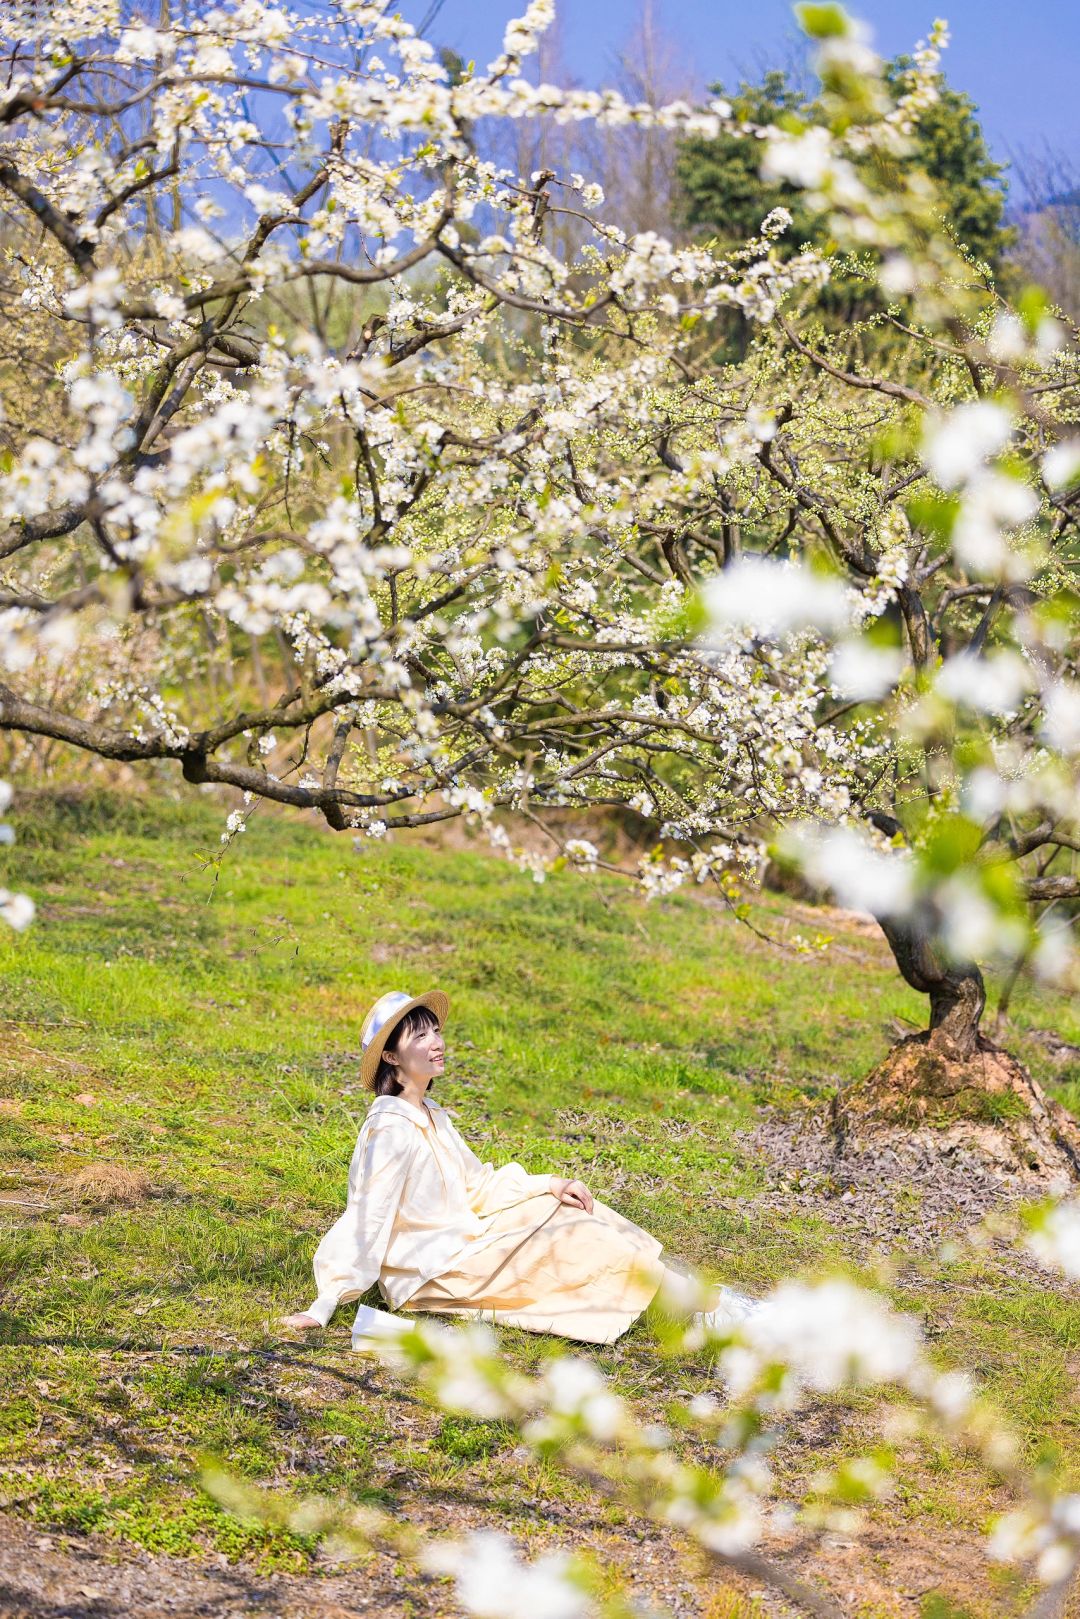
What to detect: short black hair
<box><xmin>373</xmin><ymin>1004</ymin><xmax>442</xmax><ymax>1096</ymax></box>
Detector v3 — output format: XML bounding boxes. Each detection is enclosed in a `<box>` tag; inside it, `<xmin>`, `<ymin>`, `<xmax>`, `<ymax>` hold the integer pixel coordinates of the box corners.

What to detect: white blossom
<box><xmin>1042</xmin><ymin>681</ymin><xmax>1080</xmax><ymax>755</ymax></box>
<box><xmin>1042</xmin><ymin>440</ymin><xmax>1080</xmax><ymax>491</ymax></box>
<box><xmin>1025</xmin><ymin>1201</ymin><xmax>1080</xmax><ymax>1281</ymax></box>
<box><xmin>700</xmin><ymin>558</ymin><xmax>851</xmax><ymax>641</ymax></box>
<box><xmin>563</xmin><ymin>839</ymin><xmax>599</xmax><ymax>871</ymax></box>
<box><xmin>783</xmin><ymin>825</ymin><xmax>915</xmax><ymax>918</ymax></box>
<box><xmin>935</xmin><ymin>651</ymin><xmax>1033</xmax><ymax>715</ymax></box>
<box><xmin>922</xmin><ymin>401</ymin><xmax>1013</xmax><ymax>490</ymax></box>
<box><xmin>761</xmin><ymin>126</ymin><xmax>833</xmax><ymax>188</ymax></box>
<box><xmin>828</xmin><ymin>638</ymin><xmax>904</xmax><ymax>700</ymax></box>
<box><xmin>419</xmin><ymin>1530</ymin><xmax>587</xmax><ymax>1619</ymax></box>
<box><xmin>721</xmin><ymin>1278</ymin><xmax>924</xmax><ymax>1403</ymax></box>
<box><xmin>0</xmin><ymin>889</ymin><xmax>35</xmax><ymax>931</ymax></box>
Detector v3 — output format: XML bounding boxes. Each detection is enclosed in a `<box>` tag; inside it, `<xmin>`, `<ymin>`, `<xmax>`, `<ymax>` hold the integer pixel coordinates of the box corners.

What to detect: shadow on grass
<box><xmin>0</xmin><ymin>1508</ymin><xmax>434</xmax><ymax>1618</ymax></box>
<box><xmin>0</xmin><ymin>1319</ymin><xmax>395</xmax><ymax>1399</ymax></box>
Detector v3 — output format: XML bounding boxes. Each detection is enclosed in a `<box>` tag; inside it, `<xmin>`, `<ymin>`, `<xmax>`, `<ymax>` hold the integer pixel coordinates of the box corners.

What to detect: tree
<box><xmin>1</xmin><ymin>0</ymin><xmax>1079</xmax><ymax>1173</ymax></box>
<box><xmin>586</xmin><ymin>0</ymin><xmax>702</xmax><ymax>241</ymax></box>
<box><xmin>662</xmin><ymin>14</ymin><xmax>1080</xmax><ymax>1165</ymax></box>
<box><xmin>0</xmin><ymin>0</ymin><xmax>858</xmax><ymax>889</ymax></box>
<box><xmin>676</xmin><ymin>56</ymin><xmax>1013</xmax><ymax>274</ymax></box>
<box><xmin>1008</xmin><ymin>145</ymin><xmax>1080</xmax><ymax>322</ymax></box>
<box><xmin>676</xmin><ymin>70</ymin><xmax>819</xmax><ymax>247</ymax></box>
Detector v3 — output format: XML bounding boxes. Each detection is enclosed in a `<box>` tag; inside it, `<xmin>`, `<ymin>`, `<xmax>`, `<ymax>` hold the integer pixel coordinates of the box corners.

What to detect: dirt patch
<box><xmin>63</xmin><ymin>1164</ymin><xmax>158</xmax><ymax>1209</ymax></box>
<box><xmin>827</xmin><ymin>1035</ymin><xmax>1080</xmax><ymax>1185</ymax></box>
<box><xmin>763</xmin><ymin>1513</ymin><xmax>1027</xmax><ymax>1618</ymax></box>
<box><xmin>0</xmin><ymin>1509</ymin><xmax>422</xmax><ymax>1619</ymax></box>
<box><xmin>0</xmin><ymin>1495</ymin><xmax>1033</xmax><ymax>1619</ymax></box>
<box><xmin>737</xmin><ymin>1106</ymin><xmax>1061</xmax><ymax>1277</ymax></box>
<box><xmin>0</xmin><ymin>1499</ymin><xmax>728</xmax><ymax>1619</ymax></box>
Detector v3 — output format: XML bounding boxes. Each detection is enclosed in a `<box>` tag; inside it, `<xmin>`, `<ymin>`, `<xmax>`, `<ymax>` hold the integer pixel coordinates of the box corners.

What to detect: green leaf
<box><xmin>920</xmin><ymin>813</ymin><xmax>982</xmax><ymax>877</ymax></box>
<box><xmin>794</xmin><ymin>2</ymin><xmax>852</xmax><ymax>38</ymax></box>
<box><xmin>906</xmin><ymin>490</ymin><xmax>959</xmax><ymax>544</ymax></box>
<box><xmin>861</xmin><ymin>615</ymin><xmax>902</xmax><ymax>650</ymax></box>
<box><xmin>980</xmin><ymin>859</ymin><xmax>1025</xmax><ymax>918</ymax></box>
<box><xmin>680</xmin><ymin>587</ymin><xmax>710</xmax><ymax>637</ymax></box>
<box><xmin>1016</xmin><ymin>284</ymin><xmax>1052</xmax><ymax>336</ymax></box>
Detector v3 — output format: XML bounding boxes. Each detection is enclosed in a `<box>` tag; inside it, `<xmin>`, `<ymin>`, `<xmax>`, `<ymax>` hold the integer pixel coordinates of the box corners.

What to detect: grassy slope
<box><xmin>2</xmin><ymin>793</ymin><xmax>1079</xmax><ymax>1604</ymax></box>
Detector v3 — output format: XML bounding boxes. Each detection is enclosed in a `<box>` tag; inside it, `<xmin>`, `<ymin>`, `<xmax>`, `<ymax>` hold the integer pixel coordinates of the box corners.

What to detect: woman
<box><xmin>280</xmin><ymin>988</ymin><xmax>759</xmax><ymax>1349</ymax></box>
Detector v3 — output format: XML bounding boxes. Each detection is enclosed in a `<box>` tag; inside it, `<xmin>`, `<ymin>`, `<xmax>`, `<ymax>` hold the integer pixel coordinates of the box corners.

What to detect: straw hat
<box><xmin>359</xmin><ymin>988</ymin><xmax>449</xmax><ymax>1091</ymax></box>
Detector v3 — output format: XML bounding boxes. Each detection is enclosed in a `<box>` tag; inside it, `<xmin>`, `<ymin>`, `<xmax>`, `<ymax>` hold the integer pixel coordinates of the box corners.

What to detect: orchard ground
<box><xmin>2</xmin><ymin>793</ymin><xmax>1080</xmax><ymax>1619</ymax></box>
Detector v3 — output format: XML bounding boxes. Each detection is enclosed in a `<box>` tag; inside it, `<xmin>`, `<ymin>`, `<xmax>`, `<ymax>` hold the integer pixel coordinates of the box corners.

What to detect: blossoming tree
<box><xmin>674</xmin><ymin>10</ymin><xmax>1080</xmax><ymax>1164</ymax></box>
<box><xmin>0</xmin><ymin>0</ymin><xmax>841</xmax><ymax>841</ymax></box>
<box><xmin>7</xmin><ymin>3</ymin><xmax>1080</xmax><ymax>1609</ymax></box>
<box><xmin>1</xmin><ymin>0</ymin><xmax>1078</xmax><ymax>1164</ymax></box>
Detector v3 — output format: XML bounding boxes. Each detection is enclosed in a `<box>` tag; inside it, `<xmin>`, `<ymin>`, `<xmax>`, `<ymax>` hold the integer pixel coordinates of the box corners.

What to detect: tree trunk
<box><xmin>826</xmin><ymin>914</ymin><xmax>1080</xmax><ymax>1180</ymax></box>
<box><xmin>877</xmin><ymin>913</ymin><xmax>986</xmax><ymax>1059</ymax></box>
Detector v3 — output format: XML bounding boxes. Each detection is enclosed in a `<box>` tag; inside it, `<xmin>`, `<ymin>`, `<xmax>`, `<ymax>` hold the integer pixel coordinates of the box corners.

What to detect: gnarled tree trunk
<box><xmin>879</xmin><ymin>914</ymin><xmax>987</xmax><ymax>1060</ymax></box>
<box><xmin>828</xmin><ymin>914</ymin><xmax>1080</xmax><ymax>1180</ymax></box>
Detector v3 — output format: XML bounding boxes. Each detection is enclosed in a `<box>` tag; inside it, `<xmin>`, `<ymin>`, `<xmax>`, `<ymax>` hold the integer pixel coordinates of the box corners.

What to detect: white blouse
<box><xmin>303</xmin><ymin>1093</ymin><xmax>554</xmax><ymax>1328</ymax></box>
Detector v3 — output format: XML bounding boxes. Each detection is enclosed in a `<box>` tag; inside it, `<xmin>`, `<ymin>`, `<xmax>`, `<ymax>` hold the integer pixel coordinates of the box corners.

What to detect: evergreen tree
<box><xmin>884</xmin><ymin>59</ymin><xmax>1013</xmax><ymax>271</ymax></box>
<box><xmin>676</xmin><ymin>71</ymin><xmax>819</xmax><ymax>248</ymax></box>
<box><xmin>676</xmin><ymin>61</ymin><xmax>1013</xmax><ymax>272</ymax></box>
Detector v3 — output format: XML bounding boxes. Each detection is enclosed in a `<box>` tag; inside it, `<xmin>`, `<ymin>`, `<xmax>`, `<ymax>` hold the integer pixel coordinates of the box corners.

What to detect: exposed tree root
<box><xmin>829</xmin><ymin>1032</ymin><xmax>1080</xmax><ymax>1183</ymax></box>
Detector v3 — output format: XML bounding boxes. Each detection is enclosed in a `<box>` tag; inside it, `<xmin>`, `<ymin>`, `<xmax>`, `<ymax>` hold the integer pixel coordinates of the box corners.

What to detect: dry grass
<box><xmin>63</xmin><ymin>1162</ymin><xmax>157</xmax><ymax>1208</ymax></box>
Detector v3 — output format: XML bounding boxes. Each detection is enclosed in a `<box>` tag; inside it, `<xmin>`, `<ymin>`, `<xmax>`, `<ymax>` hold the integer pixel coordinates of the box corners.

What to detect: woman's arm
<box><xmin>442</xmin><ymin>1113</ymin><xmax>554</xmax><ymax>1216</ymax></box>
<box><xmin>301</xmin><ymin>1123</ymin><xmax>419</xmax><ymax>1326</ymax></box>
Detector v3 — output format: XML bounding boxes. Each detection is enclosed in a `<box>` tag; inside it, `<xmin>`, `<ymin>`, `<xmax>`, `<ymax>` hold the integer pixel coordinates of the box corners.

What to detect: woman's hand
<box><xmin>549</xmin><ymin>1176</ymin><xmax>594</xmax><ymax>1214</ymax></box>
<box><xmin>278</xmin><ymin>1312</ymin><xmax>322</xmax><ymax>1331</ymax></box>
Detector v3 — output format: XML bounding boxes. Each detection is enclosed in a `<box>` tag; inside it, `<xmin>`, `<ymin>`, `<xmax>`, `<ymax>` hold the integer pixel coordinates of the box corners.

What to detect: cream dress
<box><xmin>302</xmin><ymin>1093</ymin><xmax>666</xmax><ymax>1348</ymax></box>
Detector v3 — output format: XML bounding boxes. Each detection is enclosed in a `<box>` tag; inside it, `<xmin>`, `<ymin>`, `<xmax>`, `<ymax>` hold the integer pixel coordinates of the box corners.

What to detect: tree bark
<box><xmin>826</xmin><ymin>912</ymin><xmax>1080</xmax><ymax>1180</ymax></box>
<box><xmin>876</xmin><ymin>913</ymin><xmax>986</xmax><ymax>1060</ymax></box>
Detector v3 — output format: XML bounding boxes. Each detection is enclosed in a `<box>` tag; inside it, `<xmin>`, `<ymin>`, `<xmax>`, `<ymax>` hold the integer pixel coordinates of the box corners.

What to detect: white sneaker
<box><xmin>691</xmin><ymin>1285</ymin><xmax>761</xmax><ymax>1331</ymax></box>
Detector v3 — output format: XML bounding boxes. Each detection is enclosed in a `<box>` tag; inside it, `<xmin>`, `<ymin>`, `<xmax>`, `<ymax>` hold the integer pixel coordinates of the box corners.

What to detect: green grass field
<box><xmin>2</xmin><ymin>791</ymin><xmax>1079</xmax><ymax>1606</ymax></box>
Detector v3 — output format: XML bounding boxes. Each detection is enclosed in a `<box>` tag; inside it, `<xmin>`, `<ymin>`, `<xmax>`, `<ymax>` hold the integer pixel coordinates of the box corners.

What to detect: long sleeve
<box><xmin>304</xmin><ymin>1122</ymin><xmax>419</xmax><ymax>1326</ymax></box>
<box><xmin>444</xmin><ymin>1114</ymin><xmax>552</xmax><ymax>1217</ymax></box>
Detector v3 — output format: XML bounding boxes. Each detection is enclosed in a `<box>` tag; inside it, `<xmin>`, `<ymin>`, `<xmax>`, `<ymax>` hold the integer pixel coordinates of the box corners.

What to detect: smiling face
<box><xmin>379</xmin><ymin>1006</ymin><xmax>445</xmax><ymax>1095</ymax></box>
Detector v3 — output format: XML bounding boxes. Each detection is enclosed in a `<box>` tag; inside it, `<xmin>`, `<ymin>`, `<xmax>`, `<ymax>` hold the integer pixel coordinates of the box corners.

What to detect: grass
<box><xmin>2</xmin><ymin>788</ymin><xmax>1080</xmax><ymax>1602</ymax></box>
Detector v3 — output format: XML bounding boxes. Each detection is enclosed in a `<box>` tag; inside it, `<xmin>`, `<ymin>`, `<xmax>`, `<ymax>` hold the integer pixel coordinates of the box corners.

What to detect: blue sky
<box><xmin>400</xmin><ymin>0</ymin><xmax>1078</xmax><ymax>183</ymax></box>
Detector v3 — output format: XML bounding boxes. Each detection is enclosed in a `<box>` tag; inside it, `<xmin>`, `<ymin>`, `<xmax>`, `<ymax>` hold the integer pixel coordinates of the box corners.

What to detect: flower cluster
<box><xmin>0</xmin><ymin>781</ymin><xmax>34</xmax><ymax>931</ymax></box>
<box><xmin>0</xmin><ymin>0</ymin><xmax>1076</xmax><ymax>1002</ymax></box>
